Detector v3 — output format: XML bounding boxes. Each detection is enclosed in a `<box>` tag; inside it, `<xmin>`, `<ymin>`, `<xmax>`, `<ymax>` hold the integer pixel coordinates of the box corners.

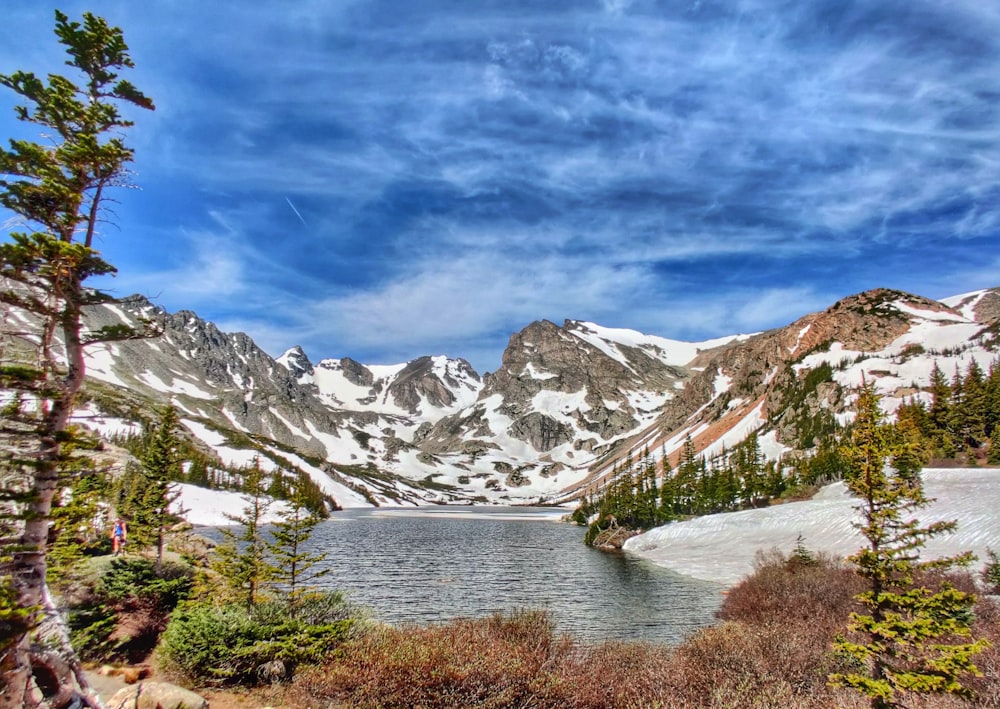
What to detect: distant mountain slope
<box><xmin>50</xmin><ymin>286</ymin><xmax>1000</xmax><ymax>508</ymax></box>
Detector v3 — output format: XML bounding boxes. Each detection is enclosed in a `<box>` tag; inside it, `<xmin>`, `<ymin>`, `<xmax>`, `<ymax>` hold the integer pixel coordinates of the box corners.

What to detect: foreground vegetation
<box><xmin>275</xmin><ymin>552</ymin><xmax>1000</xmax><ymax>709</ymax></box>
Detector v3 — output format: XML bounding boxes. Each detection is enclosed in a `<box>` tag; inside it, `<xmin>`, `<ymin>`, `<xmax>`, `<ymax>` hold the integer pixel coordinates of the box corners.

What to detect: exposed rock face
<box><xmin>508</xmin><ymin>412</ymin><xmax>574</xmax><ymax>452</ymax></box>
<box><xmin>386</xmin><ymin>356</ymin><xmax>479</xmax><ymax>412</ymax></box>
<box><xmin>279</xmin><ymin>345</ymin><xmax>314</xmax><ymax>379</ymax></box>
<box><xmin>965</xmin><ymin>287</ymin><xmax>1000</xmax><ymax>326</ymax></box>
<box><xmin>63</xmin><ymin>285</ymin><xmax>997</xmax><ymax>506</ymax></box>
<box><xmin>418</xmin><ymin>319</ymin><xmax>690</xmax><ymax>454</ymax></box>
<box><xmin>338</xmin><ymin>357</ymin><xmax>374</xmax><ymax>387</ymax></box>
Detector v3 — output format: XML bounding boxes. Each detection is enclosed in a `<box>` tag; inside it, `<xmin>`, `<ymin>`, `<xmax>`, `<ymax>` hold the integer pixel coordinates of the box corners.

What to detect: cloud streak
<box><xmin>3</xmin><ymin>1</ymin><xmax>999</xmax><ymax>371</ymax></box>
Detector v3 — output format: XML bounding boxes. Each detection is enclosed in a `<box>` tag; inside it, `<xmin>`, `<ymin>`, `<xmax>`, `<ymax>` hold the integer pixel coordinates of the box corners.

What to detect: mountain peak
<box><xmin>277</xmin><ymin>345</ymin><xmax>314</xmax><ymax>379</ymax></box>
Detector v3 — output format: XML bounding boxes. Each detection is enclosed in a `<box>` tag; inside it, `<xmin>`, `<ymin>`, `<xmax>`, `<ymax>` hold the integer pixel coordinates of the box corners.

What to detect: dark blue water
<box><xmin>301</xmin><ymin>506</ymin><xmax>724</xmax><ymax>644</ymax></box>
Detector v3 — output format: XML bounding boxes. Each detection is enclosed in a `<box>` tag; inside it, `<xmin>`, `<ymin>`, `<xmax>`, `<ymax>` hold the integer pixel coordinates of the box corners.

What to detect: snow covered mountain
<box><xmin>66</xmin><ymin>286</ymin><xmax>1000</xmax><ymax>508</ymax></box>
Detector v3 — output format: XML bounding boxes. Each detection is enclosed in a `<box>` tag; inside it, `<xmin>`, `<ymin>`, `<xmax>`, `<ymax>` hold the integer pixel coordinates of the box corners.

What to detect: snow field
<box><xmin>625</xmin><ymin>468</ymin><xmax>1000</xmax><ymax>586</ymax></box>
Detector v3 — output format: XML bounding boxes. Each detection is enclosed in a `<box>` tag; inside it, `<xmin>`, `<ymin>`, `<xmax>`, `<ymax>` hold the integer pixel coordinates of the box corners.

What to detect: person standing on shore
<box><xmin>111</xmin><ymin>519</ymin><xmax>127</xmax><ymax>556</ymax></box>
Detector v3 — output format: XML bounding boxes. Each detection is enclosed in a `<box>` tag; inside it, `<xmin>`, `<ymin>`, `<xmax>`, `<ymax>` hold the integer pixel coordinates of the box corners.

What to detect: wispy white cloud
<box><xmin>3</xmin><ymin>1</ymin><xmax>1000</xmax><ymax>372</ymax></box>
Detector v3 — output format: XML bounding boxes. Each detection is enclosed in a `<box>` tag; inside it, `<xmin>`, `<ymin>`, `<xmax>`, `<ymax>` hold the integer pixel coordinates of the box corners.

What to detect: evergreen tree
<box><xmin>657</xmin><ymin>456</ymin><xmax>676</xmax><ymax>520</ymax></box>
<box><xmin>985</xmin><ymin>359</ymin><xmax>1000</xmax><ymax>439</ymax></box>
<box><xmin>46</xmin><ymin>427</ymin><xmax>109</xmax><ymax>578</ymax></box>
<box><xmin>266</xmin><ymin>473</ymin><xmax>330</xmax><ymax>611</ymax></box>
<box><xmin>0</xmin><ymin>11</ymin><xmax>153</xmax><ymax>703</ymax></box>
<box><xmin>960</xmin><ymin>359</ymin><xmax>987</xmax><ymax>448</ymax></box>
<box><xmin>138</xmin><ymin>405</ymin><xmax>182</xmax><ymax>571</ymax></box>
<box><xmin>212</xmin><ymin>458</ymin><xmax>272</xmax><ymax>609</ymax></box>
<box><xmin>829</xmin><ymin>383</ymin><xmax>989</xmax><ymax>708</ymax></box>
<box><xmin>989</xmin><ymin>425</ymin><xmax>1000</xmax><ymax>466</ymax></box>
<box><xmin>927</xmin><ymin>361</ymin><xmax>951</xmax><ymax>441</ymax></box>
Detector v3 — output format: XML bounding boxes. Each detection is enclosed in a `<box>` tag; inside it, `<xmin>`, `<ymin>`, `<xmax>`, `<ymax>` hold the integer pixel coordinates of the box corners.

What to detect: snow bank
<box><xmin>171</xmin><ymin>483</ymin><xmax>288</xmax><ymax>526</ymax></box>
<box><xmin>624</xmin><ymin>468</ymin><xmax>1000</xmax><ymax>585</ymax></box>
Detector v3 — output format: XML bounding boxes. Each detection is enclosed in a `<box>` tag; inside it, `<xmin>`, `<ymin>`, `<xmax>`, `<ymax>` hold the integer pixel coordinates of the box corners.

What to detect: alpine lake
<box><xmin>269</xmin><ymin>505</ymin><xmax>727</xmax><ymax>644</ymax></box>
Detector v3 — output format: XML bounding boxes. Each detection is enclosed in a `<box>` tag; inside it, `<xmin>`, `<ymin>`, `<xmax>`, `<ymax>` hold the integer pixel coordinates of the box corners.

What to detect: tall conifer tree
<box><xmin>212</xmin><ymin>458</ymin><xmax>272</xmax><ymax>609</ymax></box>
<box><xmin>266</xmin><ymin>473</ymin><xmax>330</xmax><ymax>611</ymax></box>
<box><xmin>0</xmin><ymin>11</ymin><xmax>153</xmax><ymax>705</ymax></box>
<box><xmin>830</xmin><ymin>383</ymin><xmax>989</xmax><ymax>708</ymax></box>
<box><xmin>138</xmin><ymin>405</ymin><xmax>182</xmax><ymax>571</ymax></box>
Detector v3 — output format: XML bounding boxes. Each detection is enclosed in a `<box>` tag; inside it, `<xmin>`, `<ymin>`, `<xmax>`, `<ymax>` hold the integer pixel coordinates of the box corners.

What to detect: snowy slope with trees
<box><xmin>625</xmin><ymin>467</ymin><xmax>1000</xmax><ymax>584</ymax></box>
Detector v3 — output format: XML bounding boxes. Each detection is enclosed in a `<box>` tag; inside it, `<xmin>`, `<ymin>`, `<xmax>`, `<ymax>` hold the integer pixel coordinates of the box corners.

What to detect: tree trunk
<box><xmin>2</xmin><ymin>277</ymin><xmax>94</xmax><ymax>706</ymax></box>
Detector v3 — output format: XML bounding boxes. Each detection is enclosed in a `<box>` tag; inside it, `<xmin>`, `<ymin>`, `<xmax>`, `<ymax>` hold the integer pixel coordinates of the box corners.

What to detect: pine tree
<box><xmin>985</xmin><ymin>359</ymin><xmax>1000</xmax><ymax>440</ymax></box>
<box><xmin>266</xmin><ymin>473</ymin><xmax>330</xmax><ymax>612</ymax></box>
<box><xmin>138</xmin><ymin>405</ymin><xmax>182</xmax><ymax>571</ymax></box>
<box><xmin>0</xmin><ymin>11</ymin><xmax>153</xmax><ymax>704</ymax></box>
<box><xmin>829</xmin><ymin>383</ymin><xmax>990</xmax><ymax>708</ymax></box>
<box><xmin>988</xmin><ymin>424</ymin><xmax>1000</xmax><ymax>466</ymax></box>
<box><xmin>46</xmin><ymin>427</ymin><xmax>109</xmax><ymax>579</ymax></box>
<box><xmin>212</xmin><ymin>458</ymin><xmax>273</xmax><ymax>609</ymax></box>
<box><xmin>928</xmin><ymin>362</ymin><xmax>954</xmax><ymax>456</ymax></box>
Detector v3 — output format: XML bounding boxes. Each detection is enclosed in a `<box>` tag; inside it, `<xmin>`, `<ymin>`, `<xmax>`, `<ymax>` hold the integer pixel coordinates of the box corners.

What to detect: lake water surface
<box><xmin>303</xmin><ymin>506</ymin><xmax>724</xmax><ymax>644</ymax></box>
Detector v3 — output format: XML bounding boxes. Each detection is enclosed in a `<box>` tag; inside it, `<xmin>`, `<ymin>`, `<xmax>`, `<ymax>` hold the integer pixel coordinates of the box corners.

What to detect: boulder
<box><xmin>107</xmin><ymin>681</ymin><xmax>207</xmax><ymax>709</ymax></box>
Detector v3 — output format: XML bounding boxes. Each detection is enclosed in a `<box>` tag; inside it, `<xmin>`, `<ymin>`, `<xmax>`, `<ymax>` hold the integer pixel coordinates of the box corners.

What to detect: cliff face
<box><xmin>57</xmin><ymin>286</ymin><xmax>999</xmax><ymax>507</ymax></box>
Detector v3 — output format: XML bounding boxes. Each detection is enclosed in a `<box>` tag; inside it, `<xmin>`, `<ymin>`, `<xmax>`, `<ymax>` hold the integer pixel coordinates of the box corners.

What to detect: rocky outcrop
<box><xmin>108</xmin><ymin>681</ymin><xmax>208</xmax><ymax>709</ymax></box>
<box><xmin>65</xmin><ymin>284</ymin><xmax>997</xmax><ymax>505</ymax></box>
<box><xmin>962</xmin><ymin>287</ymin><xmax>1000</xmax><ymax>326</ymax></box>
<box><xmin>385</xmin><ymin>356</ymin><xmax>479</xmax><ymax>412</ymax></box>
<box><xmin>508</xmin><ymin>412</ymin><xmax>574</xmax><ymax>452</ymax></box>
<box><xmin>337</xmin><ymin>357</ymin><xmax>375</xmax><ymax>387</ymax></box>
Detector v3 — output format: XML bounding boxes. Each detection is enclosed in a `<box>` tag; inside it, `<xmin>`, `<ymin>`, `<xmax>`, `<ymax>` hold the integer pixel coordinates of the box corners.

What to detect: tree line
<box><xmin>897</xmin><ymin>358</ymin><xmax>1000</xmax><ymax>464</ymax></box>
<box><xmin>577</xmin><ymin>356</ymin><xmax>1000</xmax><ymax>546</ymax></box>
<box><xmin>108</xmin><ymin>407</ymin><xmax>331</xmax><ymax>516</ymax></box>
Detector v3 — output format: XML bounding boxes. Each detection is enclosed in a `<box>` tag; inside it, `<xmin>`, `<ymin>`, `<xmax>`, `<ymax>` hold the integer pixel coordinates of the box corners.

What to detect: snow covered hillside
<box><xmin>36</xmin><ymin>285</ymin><xmax>1000</xmax><ymax>510</ymax></box>
<box><xmin>625</xmin><ymin>468</ymin><xmax>1000</xmax><ymax>585</ymax></box>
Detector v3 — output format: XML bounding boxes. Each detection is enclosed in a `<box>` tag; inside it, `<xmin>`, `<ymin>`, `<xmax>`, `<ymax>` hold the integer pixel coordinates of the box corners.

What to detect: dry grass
<box><xmin>281</xmin><ymin>557</ymin><xmax>1000</xmax><ymax>709</ymax></box>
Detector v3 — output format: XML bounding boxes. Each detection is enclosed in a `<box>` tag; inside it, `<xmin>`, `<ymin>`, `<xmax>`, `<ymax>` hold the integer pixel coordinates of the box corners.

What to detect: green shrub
<box><xmin>158</xmin><ymin>593</ymin><xmax>355</xmax><ymax>685</ymax></box>
<box><xmin>68</xmin><ymin>556</ymin><xmax>195</xmax><ymax>664</ymax></box>
<box><xmin>984</xmin><ymin>548</ymin><xmax>1000</xmax><ymax>594</ymax></box>
<box><xmin>68</xmin><ymin>604</ymin><xmax>119</xmax><ymax>662</ymax></box>
<box><xmin>98</xmin><ymin>556</ymin><xmax>193</xmax><ymax>609</ymax></box>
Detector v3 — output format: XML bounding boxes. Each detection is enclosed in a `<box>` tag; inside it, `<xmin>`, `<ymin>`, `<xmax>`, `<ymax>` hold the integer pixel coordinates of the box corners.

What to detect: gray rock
<box><xmin>107</xmin><ymin>681</ymin><xmax>207</xmax><ymax>709</ymax></box>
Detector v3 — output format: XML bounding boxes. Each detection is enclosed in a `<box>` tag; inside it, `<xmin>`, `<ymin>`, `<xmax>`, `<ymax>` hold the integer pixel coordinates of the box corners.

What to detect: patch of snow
<box><xmin>569</xmin><ymin>321</ymin><xmax>747</xmax><ymax>369</ymax></box>
<box><xmin>172</xmin><ymin>483</ymin><xmax>288</xmax><ymax>526</ymax></box>
<box><xmin>892</xmin><ymin>300</ymin><xmax>966</xmax><ymax>323</ymax></box>
<box><xmin>790</xmin><ymin>324</ymin><xmax>811</xmax><ymax>354</ymax></box>
<box><xmin>625</xmin><ymin>468</ymin><xmax>1000</xmax><ymax>585</ymax></box>
<box><xmin>136</xmin><ymin>371</ymin><xmax>214</xmax><ymax>400</ymax></box>
<box><xmin>941</xmin><ymin>289</ymin><xmax>988</xmax><ymax>322</ymax></box>
<box><xmin>83</xmin><ymin>345</ymin><xmax>130</xmax><ymax>388</ymax></box>
<box><xmin>523</xmin><ymin>362</ymin><xmax>558</xmax><ymax>380</ymax></box>
<box><xmin>101</xmin><ymin>304</ymin><xmax>135</xmax><ymax>326</ymax></box>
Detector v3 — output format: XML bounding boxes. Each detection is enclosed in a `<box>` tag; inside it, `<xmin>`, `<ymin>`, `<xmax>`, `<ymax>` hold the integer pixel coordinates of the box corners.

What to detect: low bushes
<box><xmin>281</xmin><ymin>552</ymin><xmax>1000</xmax><ymax>709</ymax></box>
<box><xmin>289</xmin><ymin>609</ymin><xmax>571</xmax><ymax>708</ymax></box>
<box><xmin>69</xmin><ymin>556</ymin><xmax>193</xmax><ymax>664</ymax></box>
<box><xmin>157</xmin><ymin>591</ymin><xmax>357</xmax><ymax>686</ymax></box>
<box><xmin>289</xmin><ymin>609</ymin><xmax>686</xmax><ymax>709</ymax></box>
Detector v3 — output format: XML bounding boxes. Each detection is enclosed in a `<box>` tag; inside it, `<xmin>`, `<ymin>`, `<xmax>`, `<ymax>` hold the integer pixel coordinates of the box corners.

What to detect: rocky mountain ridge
<box><xmin>66</xmin><ymin>286</ymin><xmax>1000</xmax><ymax>508</ymax></box>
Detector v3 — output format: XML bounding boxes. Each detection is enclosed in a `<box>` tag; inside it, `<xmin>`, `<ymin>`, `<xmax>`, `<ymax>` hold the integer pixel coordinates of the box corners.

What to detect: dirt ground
<box><xmin>85</xmin><ymin>666</ymin><xmax>292</xmax><ymax>709</ymax></box>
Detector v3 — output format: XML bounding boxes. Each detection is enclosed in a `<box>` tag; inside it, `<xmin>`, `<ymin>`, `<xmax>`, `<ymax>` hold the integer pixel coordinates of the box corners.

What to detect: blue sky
<box><xmin>2</xmin><ymin>1</ymin><xmax>999</xmax><ymax>373</ymax></box>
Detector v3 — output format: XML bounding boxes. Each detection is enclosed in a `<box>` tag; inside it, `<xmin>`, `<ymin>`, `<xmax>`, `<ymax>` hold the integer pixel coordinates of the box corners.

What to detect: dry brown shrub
<box><xmin>553</xmin><ymin>640</ymin><xmax>676</xmax><ymax>709</ymax></box>
<box><xmin>671</xmin><ymin>620</ymin><xmax>850</xmax><ymax>708</ymax></box>
<box><xmin>718</xmin><ymin>549</ymin><xmax>863</xmax><ymax>632</ymax></box>
<box><xmin>287</xmin><ymin>609</ymin><xmax>575</xmax><ymax>709</ymax></box>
